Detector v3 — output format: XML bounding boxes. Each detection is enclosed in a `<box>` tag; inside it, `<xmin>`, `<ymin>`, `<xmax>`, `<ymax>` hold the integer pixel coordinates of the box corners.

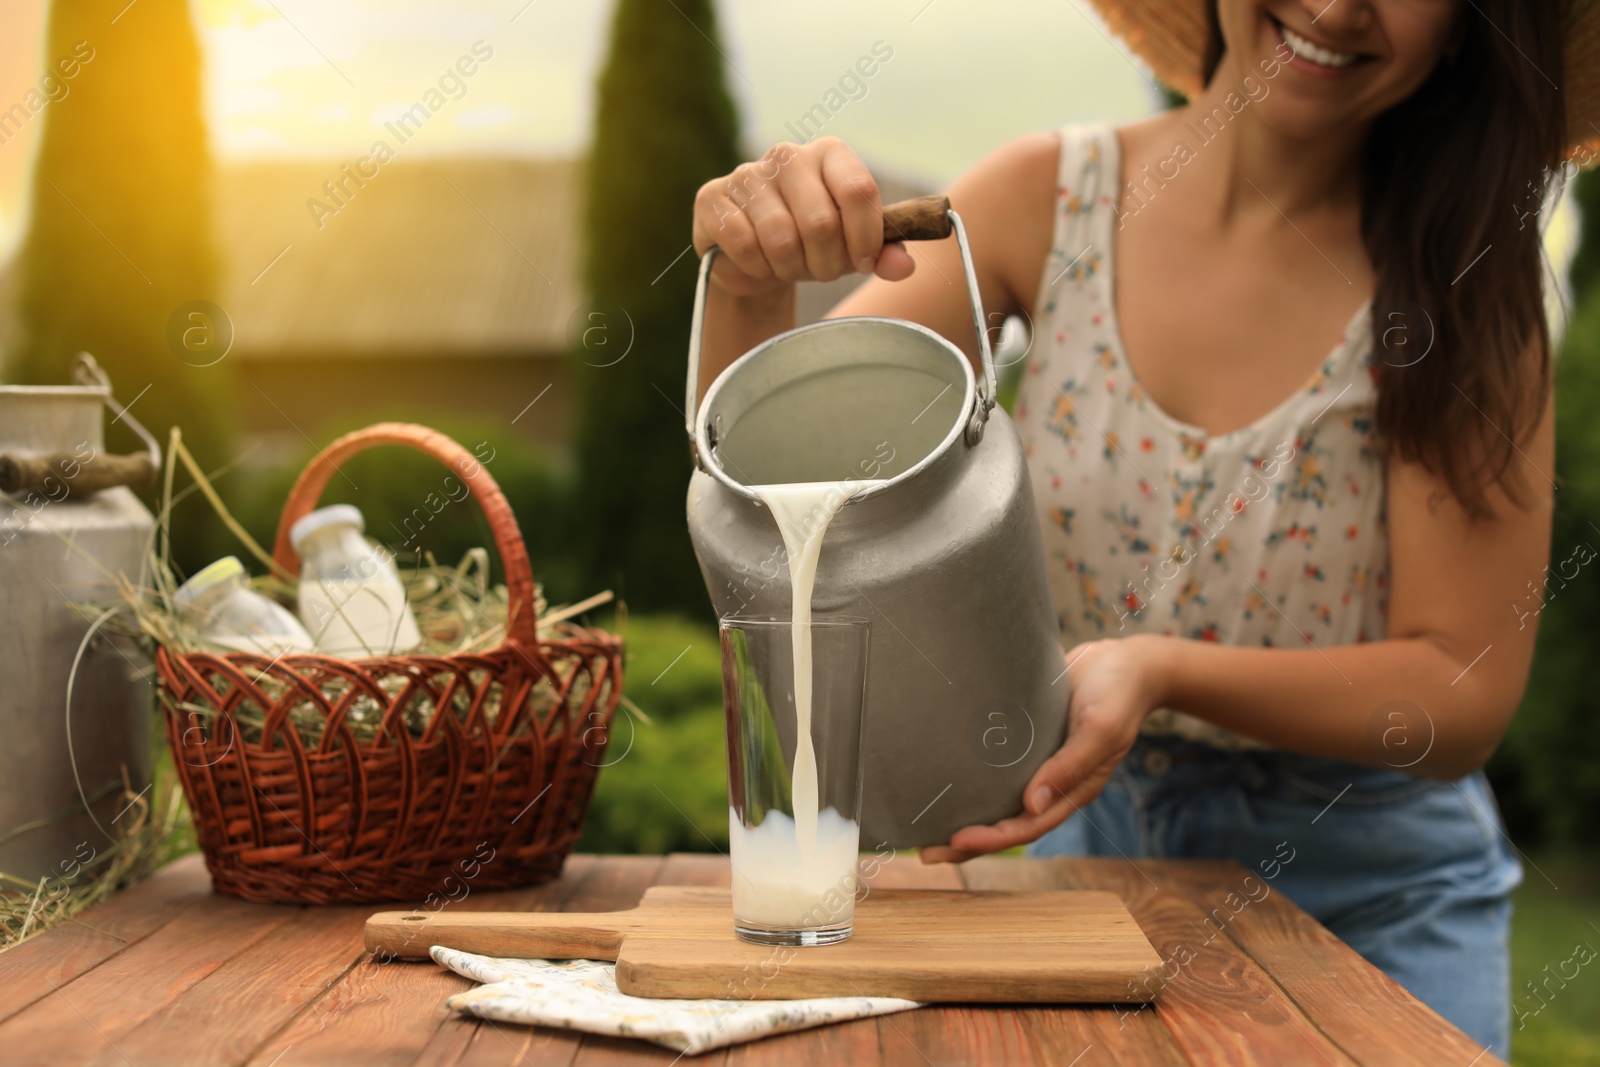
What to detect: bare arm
<box><xmin>925</xmin><ymin>391</ymin><xmax>1556</xmax><ymax>862</ymax></box>
<box><xmin>1153</xmin><ymin>405</ymin><xmax>1555</xmax><ymax>777</ymax></box>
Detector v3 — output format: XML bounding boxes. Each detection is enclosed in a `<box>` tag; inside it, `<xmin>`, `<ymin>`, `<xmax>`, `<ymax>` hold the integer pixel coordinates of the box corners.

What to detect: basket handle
<box><xmin>270</xmin><ymin>423</ymin><xmax>539</xmax><ymax>649</ymax></box>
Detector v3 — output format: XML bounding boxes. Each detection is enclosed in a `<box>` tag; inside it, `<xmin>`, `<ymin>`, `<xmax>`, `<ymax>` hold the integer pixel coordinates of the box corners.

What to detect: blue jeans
<box><xmin>1030</xmin><ymin>736</ymin><xmax>1522</xmax><ymax>1058</ymax></box>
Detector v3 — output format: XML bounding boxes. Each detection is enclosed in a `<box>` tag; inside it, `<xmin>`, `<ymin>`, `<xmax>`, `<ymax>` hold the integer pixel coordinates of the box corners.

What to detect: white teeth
<box><xmin>1280</xmin><ymin>24</ymin><xmax>1360</xmax><ymax>68</ymax></box>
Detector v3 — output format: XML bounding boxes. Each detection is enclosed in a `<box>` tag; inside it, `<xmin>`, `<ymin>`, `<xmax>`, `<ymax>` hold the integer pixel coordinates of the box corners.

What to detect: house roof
<box><xmin>216</xmin><ymin>157</ymin><xmax>582</xmax><ymax>359</ymax></box>
<box><xmin>215</xmin><ymin>156</ymin><xmax>929</xmax><ymax>361</ymax></box>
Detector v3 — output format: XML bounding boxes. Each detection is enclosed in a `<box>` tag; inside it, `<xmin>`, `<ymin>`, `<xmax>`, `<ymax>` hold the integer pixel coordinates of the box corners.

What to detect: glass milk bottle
<box><xmin>290</xmin><ymin>504</ymin><xmax>421</xmax><ymax>657</ymax></box>
<box><xmin>173</xmin><ymin>556</ymin><xmax>315</xmax><ymax>655</ymax></box>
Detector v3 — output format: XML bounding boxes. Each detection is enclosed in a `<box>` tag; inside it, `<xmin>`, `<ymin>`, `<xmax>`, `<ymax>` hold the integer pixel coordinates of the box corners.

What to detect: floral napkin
<box><xmin>432</xmin><ymin>946</ymin><xmax>922</xmax><ymax>1056</ymax></box>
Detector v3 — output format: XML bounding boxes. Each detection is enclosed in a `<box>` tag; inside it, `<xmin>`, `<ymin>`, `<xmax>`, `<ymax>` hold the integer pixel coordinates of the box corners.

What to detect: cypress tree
<box><xmin>575</xmin><ymin>0</ymin><xmax>741</xmax><ymax>614</ymax></box>
<box><xmin>9</xmin><ymin>0</ymin><xmax>233</xmax><ymax>474</ymax></box>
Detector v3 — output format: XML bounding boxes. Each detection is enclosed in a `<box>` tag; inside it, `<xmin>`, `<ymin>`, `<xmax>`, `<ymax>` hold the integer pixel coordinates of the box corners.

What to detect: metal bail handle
<box><xmin>684</xmin><ymin>195</ymin><xmax>1000</xmax><ymax>464</ymax></box>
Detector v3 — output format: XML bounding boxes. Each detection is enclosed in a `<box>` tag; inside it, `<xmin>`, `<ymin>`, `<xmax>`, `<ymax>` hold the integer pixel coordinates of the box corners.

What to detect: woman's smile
<box><xmin>1271</xmin><ymin>13</ymin><xmax>1375</xmax><ymax>75</ymax></box>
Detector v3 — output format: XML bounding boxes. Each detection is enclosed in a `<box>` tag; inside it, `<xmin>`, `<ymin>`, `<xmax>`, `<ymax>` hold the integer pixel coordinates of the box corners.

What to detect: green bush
<box><xmin>1507</xmin><ymin>857</ymin><xmax>1600</xmax><ymax>1066</ymax></box>
<box><xmin>578</xmin><ymin>613</ymin><xmax>729</xmax><ymax>853</ymax></box>
<box><xmin>1488</xmin><ymin>274</ymin><xmax>1600</xmax><ymax>850</ymax></box>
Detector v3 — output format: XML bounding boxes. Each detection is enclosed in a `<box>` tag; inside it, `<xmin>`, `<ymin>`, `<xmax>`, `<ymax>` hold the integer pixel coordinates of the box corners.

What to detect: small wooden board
<box><xmin>365</xmin><ymin>886</ymin><xmax>1166</xmax><ymax>1003</ymax></box>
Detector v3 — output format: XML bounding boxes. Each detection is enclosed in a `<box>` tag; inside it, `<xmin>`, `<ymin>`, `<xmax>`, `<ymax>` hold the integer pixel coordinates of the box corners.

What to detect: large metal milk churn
<box><xmin>0</xmin><ymin>357</ymin><xmax>156</xmax><ymax>882</ymax></box>
<box><xmin>685</xmin><ymin>197</ymin><xmax>1067</xmax><ymax>848</ymax></box>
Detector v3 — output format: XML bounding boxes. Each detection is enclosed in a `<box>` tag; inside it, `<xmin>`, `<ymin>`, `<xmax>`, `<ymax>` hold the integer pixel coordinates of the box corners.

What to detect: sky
<box><xmin>0</xmin><ymin>0</ymin><xmax>1158</xmax><ymax>254</ymax></box>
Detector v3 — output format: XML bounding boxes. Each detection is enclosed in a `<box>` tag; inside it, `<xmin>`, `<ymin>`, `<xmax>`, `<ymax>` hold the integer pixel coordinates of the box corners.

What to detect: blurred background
<box><xmin>1</xmin><ymin>3</ymin><xmax>1596</xmax><ymax>1061</ymax></box>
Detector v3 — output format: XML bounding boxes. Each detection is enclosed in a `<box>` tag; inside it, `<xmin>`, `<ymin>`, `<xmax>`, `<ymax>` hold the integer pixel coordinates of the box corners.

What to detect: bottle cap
<box><xmin>289</xmin><ymin>504</ymin><xmax>365</xmax><ymax>552</ymax></box>
<box><xmin>173</xmin><ymin>556</ymin><xmax>246</xmax><ymax>612</ymax></box>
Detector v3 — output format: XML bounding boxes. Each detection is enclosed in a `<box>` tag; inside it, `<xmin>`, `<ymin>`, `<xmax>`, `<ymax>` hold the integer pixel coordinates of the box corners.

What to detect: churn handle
<box><xmin>947</xmin><ymin>210</ymin><xmax>999</xmax><ymax>445</ymax></box>
<box><xmin>684</xmin><ymin>196</ymin><xmax>999</xmax><ymax>459</ymax></box>
<box><xmin>684</xmin><ymin>244</ymin><xmax>721</xmax><ymax>447</ymax></box>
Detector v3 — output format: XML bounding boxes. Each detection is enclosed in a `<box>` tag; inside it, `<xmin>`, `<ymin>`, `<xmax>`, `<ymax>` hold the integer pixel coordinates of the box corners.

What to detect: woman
<box><xmin>691</xmin><ymin>0</ymin><xmax>1578</xmax><ymax>1054</ymax></box>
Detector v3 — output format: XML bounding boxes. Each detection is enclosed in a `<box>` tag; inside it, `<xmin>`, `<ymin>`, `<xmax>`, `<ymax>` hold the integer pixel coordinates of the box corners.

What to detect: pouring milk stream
<box><xmin>729</xmin><ymin>480</ymin><xmax>876</xmax><ymax>929</ymax></box>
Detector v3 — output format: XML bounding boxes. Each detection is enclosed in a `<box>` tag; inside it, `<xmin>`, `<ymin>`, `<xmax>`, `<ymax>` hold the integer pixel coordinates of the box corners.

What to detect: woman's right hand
<box><xmin>692</xmin><ymin>137</ymin><xmax>917</xmax><ymax>299</ymax></box>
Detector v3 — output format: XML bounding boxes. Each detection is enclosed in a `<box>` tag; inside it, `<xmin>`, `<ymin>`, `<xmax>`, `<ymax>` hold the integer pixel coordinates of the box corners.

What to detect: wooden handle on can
<box><xmin>0</xmin><ymin>450</ymin><xmax>156</xmax><ymax>497</ymax></box>
<box><xmin>881</xmin><ymin>195</ymin><xmax>952</xmax><ymax>242</ymax></box>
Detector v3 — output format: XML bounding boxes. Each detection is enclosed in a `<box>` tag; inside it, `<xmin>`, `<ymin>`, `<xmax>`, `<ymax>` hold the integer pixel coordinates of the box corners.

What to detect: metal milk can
<box><xmin>685</xmin><ymin>197</ymin><xmax>1067</xmax><ymax>848</ymax></box>
<box><xmin>0</xmin><ymin>357</ymin><xmax>157</xmax><ymax>883</ymax></box>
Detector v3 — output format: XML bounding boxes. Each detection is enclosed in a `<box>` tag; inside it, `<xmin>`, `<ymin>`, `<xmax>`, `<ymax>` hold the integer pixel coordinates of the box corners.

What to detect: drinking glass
<box><xmin>720</xmin><ymin>615</ymin><xmax>870</xmax><ymax>946</ymax></box>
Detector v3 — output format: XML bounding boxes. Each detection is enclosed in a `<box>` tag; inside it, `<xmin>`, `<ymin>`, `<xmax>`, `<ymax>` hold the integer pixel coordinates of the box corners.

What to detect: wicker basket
<box><xmin>157</xmin><ymin>423</ymin><xmax>622</xmax><ymax>904</ymax></box>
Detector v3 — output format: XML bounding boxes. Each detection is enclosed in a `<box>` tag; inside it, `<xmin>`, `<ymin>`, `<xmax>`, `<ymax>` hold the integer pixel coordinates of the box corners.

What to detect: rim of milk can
<box><xmin>0</xmin><ymin>384</ymin><xmax>110</xmax><ymax>395</ymax></box>
<box><xmin>0</xmin><ymin>383</ymin><xmax>111</xmax><ymax>454</ymax></box>
<box><xmin>685</xmin><ymin>209</ymin><xmax>998</xmax><ymax>506</ymax></box>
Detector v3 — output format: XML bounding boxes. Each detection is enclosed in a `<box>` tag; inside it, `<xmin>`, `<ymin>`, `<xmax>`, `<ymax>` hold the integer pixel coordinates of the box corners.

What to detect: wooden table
<box><xmin>0</xmin><ymin>852</ymin><xmax>1502</xmax><ymax>1066</ymax></box>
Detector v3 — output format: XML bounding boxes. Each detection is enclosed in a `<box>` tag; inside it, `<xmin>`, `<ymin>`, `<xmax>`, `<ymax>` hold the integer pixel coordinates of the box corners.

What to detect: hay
<box><xmin>0</xmin><ymin>763</ymin><xmax>191</xmax><ymax>953</ymax></box>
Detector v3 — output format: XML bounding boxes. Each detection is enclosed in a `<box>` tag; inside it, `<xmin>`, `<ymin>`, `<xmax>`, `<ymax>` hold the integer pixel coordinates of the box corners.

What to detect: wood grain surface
<box><xmin>0</xmin><ymin>850</ymin><xmax>215</xmax><ymax>1027</ymax></box>
<box><xmin>962</xmin><ymin>856</ymin><xmax>1508</xmax><ymax>1067</ymax></box>
<box><xmin>0</xmin><ymin>852</ymin><xmax>1507</xmax><ymax>1066</ymax></box>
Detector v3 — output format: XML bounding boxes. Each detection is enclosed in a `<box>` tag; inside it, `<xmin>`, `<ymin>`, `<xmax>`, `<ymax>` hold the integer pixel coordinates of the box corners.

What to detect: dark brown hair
<box><xmin>1206</xmin><ymin>1</ymin><xmax>1567</xmax><ymax>518</ymax></box>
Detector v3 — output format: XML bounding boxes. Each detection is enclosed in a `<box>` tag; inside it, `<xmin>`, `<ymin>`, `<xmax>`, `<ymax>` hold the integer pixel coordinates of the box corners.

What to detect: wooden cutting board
<box><xmin>365</xmin><ymin>886</ymin><xmax>1166</xmax><ymax>1003</ymax></box>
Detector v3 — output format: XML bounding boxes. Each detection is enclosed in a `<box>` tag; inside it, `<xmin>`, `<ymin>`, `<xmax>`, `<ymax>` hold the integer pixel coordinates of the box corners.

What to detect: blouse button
<box><xmin>1143</xmin><ymin>748</ymin><xmax>1173</xmax><ymax>776</ymax></box>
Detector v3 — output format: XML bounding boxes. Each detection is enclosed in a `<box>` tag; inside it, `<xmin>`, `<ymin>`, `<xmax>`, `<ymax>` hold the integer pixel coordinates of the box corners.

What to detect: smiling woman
<box><xmin>689</xmin><ymin>0</ymin><xmax>1580</xmax><ymax>1058</ymax></box>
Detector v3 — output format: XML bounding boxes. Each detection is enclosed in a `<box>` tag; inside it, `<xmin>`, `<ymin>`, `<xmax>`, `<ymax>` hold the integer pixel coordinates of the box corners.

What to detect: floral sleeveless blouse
<box><xmin>1014</xmin><ymin>124</ymin><xmax>1389</xmax><ymax>748</ymax></box>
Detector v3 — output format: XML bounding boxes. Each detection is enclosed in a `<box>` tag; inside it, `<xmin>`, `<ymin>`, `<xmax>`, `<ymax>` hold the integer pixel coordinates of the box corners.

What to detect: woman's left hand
<box><xmin>920</xmin><ymin>634</ymin><xmax>1173</xmax><ymax>864</ymax></box>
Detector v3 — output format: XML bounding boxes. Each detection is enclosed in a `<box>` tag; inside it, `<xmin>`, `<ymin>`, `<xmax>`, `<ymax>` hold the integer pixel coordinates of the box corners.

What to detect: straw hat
<box><xmin>1084</xmin><ymin>0</ymin><xmax>1600</xmax><ymax>161</ymax></box>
